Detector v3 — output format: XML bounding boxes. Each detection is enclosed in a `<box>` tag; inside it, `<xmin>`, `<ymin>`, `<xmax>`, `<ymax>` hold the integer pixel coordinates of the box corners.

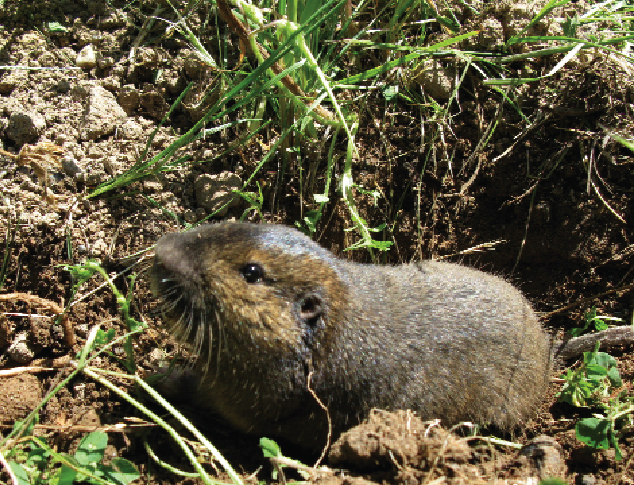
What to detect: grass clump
<box><xmin>558</xmin><ymin>340</ymin><xmax>634</xmax><ymax>461</ymax></box>
<box><xmin>569</xmin><ymin>305</ymin><xmax>624</xmax><ymax>338</ymax></box>
<box><xmin>6</xmin><ymin>428</ymin><xmax>139</xmax><ymax>485</ymax></box>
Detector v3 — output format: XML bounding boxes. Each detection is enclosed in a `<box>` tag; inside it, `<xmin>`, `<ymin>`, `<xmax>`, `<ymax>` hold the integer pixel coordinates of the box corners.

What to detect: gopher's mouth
<box><xmin>151</xmin><ymin>228</ymin><xmax>211</xmax><ymax>333</ymax></box>
<box><xmin>152</xmin><ymin>261</ymin><xmax>190</xmax><ymax>324</ymax></box>
<box><xmin>151</xmin><ymin>256</ymin><xmax>221</xmax><ymax>371</ymax></box>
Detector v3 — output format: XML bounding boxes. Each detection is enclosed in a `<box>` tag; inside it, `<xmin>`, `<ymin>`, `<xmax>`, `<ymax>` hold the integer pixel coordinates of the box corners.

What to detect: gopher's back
<box><xmin>325</xmin><ymin>259</ymin><xmax>551</xmax><ymax>430</ymax></box>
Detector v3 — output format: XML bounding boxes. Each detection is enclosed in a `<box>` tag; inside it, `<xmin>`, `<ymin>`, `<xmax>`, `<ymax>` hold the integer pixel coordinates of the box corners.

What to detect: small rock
<box><xmin>51</xmin><ymin>322</ymin><xmax>66</xmax><ymax>345</ymax></box>
<box><xmin>62</xmin><ymin>155</ymin><xmax>83</xmax><ymax>177</ymax></box>
<box><xmin>518</xmin><ymin>435</ymin><xmax>567</xmax><ymax>480</ymax></box>
<box><xmin>194</xmin><ymin>172</ymin><xmax>243</xmax><ymax>217</ymax></box>
<box><xmin>7</xmin><ymin>332</ymin><xmax>36</xmax><ymax>364</ymax></box>
<box><xmin>75</xmin><ymin>323</ymin><xmax>89</xmax><ymax>337</ymax></box>
<box><xmin>478</xmin><ymin>18</ymin><xmax>505</xmax><ymax>50</ymax></box>
<box><xmin>195</xmin><ymin>207</ymin><xmax>207</xmax><ymax>221</ymax></box>
<box><xmin>73</xmin><ymin>82</ymin><xmax>128</xmax><ymax>140</ymax></box>
<box><xmin>119</xmin><ymin>118</ymin><xmax>143</xmax><ymax>138</ymax></box>
<box><xmin>100</xmin><ymin>9</ymin><xmax>131</xmax><ymax>28</ymax></box>
<box><xmin>140</xmin><ymin>85</ymin><xmax>169</xmax><ymax>120</ymax></box>
<box><xmin>8</xmin><ymin>111</ymin><xmax>46</xmax><ymax>144</ymax></box>
<box><xmin>83</xmin><ymin>172</ymin><xmax>105</xmax><ymax>186</ymax></box>
<box><xmin>142</xmin><ymin>180</ymin><xmax>162</xmax><ymax>192</ymax></box>
<box><xmin>72</xmin><ymin>405</ymin><xmax>102</xmax><ymax>427</ymax></box>
<box><xmin>413</xmin><ymin>58</ymin><xmax>455</xmax><ymax>100</ymax></box>
<box><xmin>580</xmin><ymin>474</ymin><xmax>597</xmax><ymax>485</ymax></box>
<box><xmin>184</xmin><ymin>210</ymin><xmax>197</xmax><ymax>224</ymax></box>
<box><xmin>39</xmin><ymin>51</ymin><xmax>57</xmax><ymax>68</ymax></box>
<box><xmin>103</xmin><ymin>157</ymin><xmax>116</xmax><ymax>176</ymax></box>
<box><xmin>118</xmin><ymin>85</ymin><xmax>141</xmax><ymax>115</ymax></box>
<box><xmin>0</xmin><ymin>374</ymin><xmax>43</xmax><ymax>421</ymax></box>
<box><xmin>76</xmin><ymin>44</ymin><xmax>98</xmax><ymax>68</ymax></box>
<box><xmin>97</xmin><ymin>56</ymin><xmax>114</xmax><ymax>69</ymax></box>
<box><xmin>29</xmin><ymin>318</ymin><xmax>51</xmax><ymax>350</ymax></box>
<box><xmin>0</xmin><ymin>315</ymin><xmax>10</xmax><ymax>348</ymax></box>
<box><xmin>148</xmin><ymin>348</ymin><xmax>166</xmax><ymax>365</ymax></box>
<box><xmin>56</xmin><ymin>79</ymin><xmax>71</xmax><ymax>93</ymax></box>
<box><xmin>74</xmin><ymin>383</ymin><xmax>86</xmax><ymax>399</ymax></box>
<box><xmin>183</xmin><ymin>49</ymin><xmax>207</xmax><ymax>78</ymax></box>
<box><xmin>0</xmin><ymin>69</ymin><xmax>27</xmax><ymax>95</ymax></box>
<box><xmin>101</xmin><ymin>76</ymin><xmax>121</xmax><ymax>91</ymax></box>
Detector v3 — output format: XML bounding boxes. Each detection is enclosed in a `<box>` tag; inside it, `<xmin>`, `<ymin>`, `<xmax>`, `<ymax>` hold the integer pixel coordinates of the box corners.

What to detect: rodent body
<box><xmin>151</xmin><ymin>222</ymin><xmax>552</xmax><ymax>448</ymax></box>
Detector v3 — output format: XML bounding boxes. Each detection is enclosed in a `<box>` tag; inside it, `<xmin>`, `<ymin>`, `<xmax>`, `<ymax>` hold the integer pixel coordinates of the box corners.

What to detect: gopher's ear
<box><xmin>296</xmin><ymin>290</ymin><xmax>327</xmax><ymax>351</ymax></box>
<box><xmin>297</xmin><ymin>291</ymin><xmax>324</xmax><ymax>328</ymax></box>
<box><xmin>299</xmin><ymin>294</ymin><xmax>324</xmax><ymax>327</ymax></box>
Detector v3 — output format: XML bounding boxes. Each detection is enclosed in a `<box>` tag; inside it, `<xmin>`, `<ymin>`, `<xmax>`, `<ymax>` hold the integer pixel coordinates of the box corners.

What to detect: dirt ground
<box><xmin>1</xmin><ymin>0</ymin><xmax>634</xmax><ymax>484</ymax></box>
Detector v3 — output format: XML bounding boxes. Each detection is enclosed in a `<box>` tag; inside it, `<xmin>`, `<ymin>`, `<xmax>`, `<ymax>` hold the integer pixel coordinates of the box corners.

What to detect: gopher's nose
<box><xmin>152</xmin><ymin>231</ymin><xmax>205</xmax><ymax>296</ymax></box>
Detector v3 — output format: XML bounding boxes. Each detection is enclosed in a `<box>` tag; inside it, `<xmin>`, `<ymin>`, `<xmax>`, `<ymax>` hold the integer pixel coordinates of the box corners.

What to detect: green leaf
<box><xmin>576</xmin><ymin>417</ymin><xmax>611</xmax><ymax>449</ymax></box>
<box><xmin>609</xmin><ymin>132</ymin><xmax>634</xmax><ymax>153</ymax></box>
<box><xmin>585</xmin><ymin>363</ymin><xmax>608</xmax><ymax>381</ymax></box>
<box><xmin>75</xmin><ymin>431</ymin><xmax>108</xmax><ymax>466</ymax></box>
<box><xmin>12</xmin><ymin>415</ymin><xmax>38</xmax><ymax>437</ymax></box>
<box><xmin>573</xmin><ymin>306</ymin><xmax>623</xmax><ymax>337</ymax></box>
<box><xmin>540</xmin><ymin>479</ymin><xmax>568</xmax><ymax>485</ymax></box>
<box><xmin>260</xmin><ymin>437</ymin><xmax>282</xmax><ymax>458</ymax></box>
<box><xmin>63</xmin><ymin>260</ymin><xmax>101</xmax><ymax>289</ymax></box>
<box><xmin>27</xmin><ymin>447</ymin><xmax>49</xmax><ymax>470</ymax></box>
<box><xmin>556</xmin><ymin>342</ymin><xmax>623</xmax><ymax>407</ymax></box>
<box><xmin>562</xmin><ymin>14</ymin><xmax>580</xmax><ymax>38</ymax></box>
<box><xmin>366</xmin><ymin>223</ymin><xmax>387</xmax><ymax>233</ymax></box>
<box><xmin>46</xmin><ymin>21</ymin><xmax>69</xmax><ymax>33</ymax></box>
<box><xmin>568</xmin><ymin>326</ymin><xmax>585</xmax><ymax>338</ymax></box>
<box><xmin>589</xmin><ymin>351</ymin><xmax>617</xmax><ymax>370</ymax></box>
<box><xmin>609</xmin><ymin>431</ymin><xmax>623</xmax><ymax>461</ymax></box>
<box><xmin>57</xmin><ymin>464</ymin><xmax>78</xmax><ymax>485</ymax></box>
<box><xmin>103</xmin><ymin>458</ymin><xmax>140</xmax><ymax>485</ymax></box>
<box><xmin>369</xmin><ymin>240</ymin><xmax>393</xmax><ymax>251</ymax></box>
<box><xmin>8</xmin><ymin>462</ymin><xmax>30</xmax><ymax>485</ymax></box>
<box><xmin>607</xmin><ymin>366</ymin><xmax>623</xmax><ymax>388</ymax></box>
<box><xmin>125</xmin><ymin>318</ymin><xmax>144</xmax><ymax>333</ymax></box>
<box><xmin>382</xmin><ymin>85</ymin><xmax>398</xmax><ymax>102</ymax></box>
<box><xmin>94</xmin><ymin>328</ymin><xmax>116</xmax><ymax>346</ymax></box>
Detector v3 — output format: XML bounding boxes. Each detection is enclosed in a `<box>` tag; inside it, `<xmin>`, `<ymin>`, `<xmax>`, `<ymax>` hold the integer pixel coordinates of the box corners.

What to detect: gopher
<box><xmin>151</xmin><ymin>222</ymin><xmax>551</xmax><ymax>448</ymax></box>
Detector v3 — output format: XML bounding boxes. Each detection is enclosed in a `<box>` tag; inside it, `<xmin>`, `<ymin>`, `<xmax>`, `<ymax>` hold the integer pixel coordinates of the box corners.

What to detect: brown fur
<box><xmin>151</xmin><ymin>222</ymin><xmax>552</xmax><ymax>448</ymax></box>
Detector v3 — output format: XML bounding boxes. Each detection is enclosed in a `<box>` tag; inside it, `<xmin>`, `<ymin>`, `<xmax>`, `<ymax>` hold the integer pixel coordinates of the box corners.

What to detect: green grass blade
<box><xmin>506</xmin><ymin>0</ymin><xmax>574</xmax><ymax>45</ymax></box>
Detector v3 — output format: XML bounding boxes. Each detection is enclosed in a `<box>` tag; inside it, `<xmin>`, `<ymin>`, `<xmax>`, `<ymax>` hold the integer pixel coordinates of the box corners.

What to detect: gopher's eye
<box><xmin>241</xmin><ymin>263</ymin><xmax>264</xmax><ymax>284</ymax></box>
